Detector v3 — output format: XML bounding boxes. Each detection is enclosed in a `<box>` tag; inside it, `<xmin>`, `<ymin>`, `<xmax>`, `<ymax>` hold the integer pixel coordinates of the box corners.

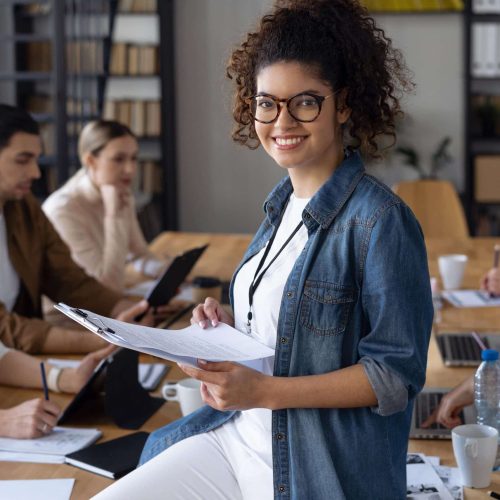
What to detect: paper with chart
<box><xmin>55</xmin><ymin>303</ymin><xmax>275</xmax><ymax>367</ymax></box>
<box><xmin>442</xmin><ymin>289</ymin><xmax>500</xmax><ymax>308</ymax></box>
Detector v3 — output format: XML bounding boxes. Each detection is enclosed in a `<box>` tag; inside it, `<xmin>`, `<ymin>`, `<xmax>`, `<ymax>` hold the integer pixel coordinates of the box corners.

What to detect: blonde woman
<box><xmin>43</xmin><ymin>120</ymin><xmax>167</xmax><ymax>291</ymax></box>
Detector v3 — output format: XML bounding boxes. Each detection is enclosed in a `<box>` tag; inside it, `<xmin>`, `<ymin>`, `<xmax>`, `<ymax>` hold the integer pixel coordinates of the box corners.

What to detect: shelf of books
<box><xmin>0</xmin><ymin>0</ymin><xmax>117</xmax><ymax>198</ymax></box>
<box><xmin>103</xmin><ymin>0</ymin><xmax>175</xmax><ymax>236</ymax></box>
<box><xmin>465</xmin><ymin>0</ymin><xmax>500</xmax><ymax>234</ymax></box>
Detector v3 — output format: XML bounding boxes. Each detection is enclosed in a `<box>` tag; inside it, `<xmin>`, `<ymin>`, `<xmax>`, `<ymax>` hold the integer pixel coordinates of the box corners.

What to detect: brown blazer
<box><xmin>2</xmin><ymin>194</ymin><xmax>122</xmax><ymax>353</ymax></box>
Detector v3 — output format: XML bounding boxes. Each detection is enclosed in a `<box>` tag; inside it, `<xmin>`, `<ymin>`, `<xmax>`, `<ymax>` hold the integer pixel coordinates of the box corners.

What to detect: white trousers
<box><xmin>92</xmin><ymin>429</ymin><xmax>273</xmax><ymax>500</ymax></box>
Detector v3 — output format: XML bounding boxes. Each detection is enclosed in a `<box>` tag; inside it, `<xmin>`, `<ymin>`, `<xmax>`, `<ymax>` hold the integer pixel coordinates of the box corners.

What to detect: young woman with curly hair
<box><xmin>94</xmin><ymin>1</ymin><xmax>433</xmax><ymax>498</ymax></box>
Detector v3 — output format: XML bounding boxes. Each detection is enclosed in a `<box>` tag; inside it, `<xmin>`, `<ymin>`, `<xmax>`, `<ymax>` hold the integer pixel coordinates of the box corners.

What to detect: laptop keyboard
<box><xmin>437</xmin><ymin>334</ymin><xmax>489</xmax><ymax>364</ymax></box>
<box><xmin>415</xmin><ymin>392</ymin><xmax>450</xmax><ymax>430</ymax></box>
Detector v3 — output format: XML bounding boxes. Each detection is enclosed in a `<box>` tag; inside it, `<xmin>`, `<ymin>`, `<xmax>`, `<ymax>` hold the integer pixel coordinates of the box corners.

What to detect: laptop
<box><xmin>435</xmin><ymin>332</ymin><xmax>500</xmax><ymax>367</ymax></box>
<box><xmin>410</xmin><ymin>388</ymin><xmax>476</xmax><ymax>439</ymax></box>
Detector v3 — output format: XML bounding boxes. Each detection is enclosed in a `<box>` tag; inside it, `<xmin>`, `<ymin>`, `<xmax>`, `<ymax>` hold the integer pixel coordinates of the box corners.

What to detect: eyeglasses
<box><xmin>246</xmin><ymin>91</ymin><xmax>337</xmax><ymax>124</ymax></box>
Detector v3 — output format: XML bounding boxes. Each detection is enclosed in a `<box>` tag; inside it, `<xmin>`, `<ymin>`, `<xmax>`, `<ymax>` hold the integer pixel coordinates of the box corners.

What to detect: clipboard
<box><xmin>146</xmin><ymin>244</ymin><xmax>208</xmax><ymax>307</ymax></box>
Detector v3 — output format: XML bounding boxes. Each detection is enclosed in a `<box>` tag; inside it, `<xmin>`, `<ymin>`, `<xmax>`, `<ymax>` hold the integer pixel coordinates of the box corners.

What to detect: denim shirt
<box><xmin>140</xmin><ymin>151</ymin><xmax>433</xmax><ymax>500</ymax></box>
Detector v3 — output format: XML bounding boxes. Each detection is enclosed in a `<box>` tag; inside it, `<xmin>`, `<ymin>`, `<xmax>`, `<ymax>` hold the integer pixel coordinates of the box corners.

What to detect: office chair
<box><xmin>392</xmin><ymin>179</ymin><xmax>469</xmax><ymax>239</ymax></box>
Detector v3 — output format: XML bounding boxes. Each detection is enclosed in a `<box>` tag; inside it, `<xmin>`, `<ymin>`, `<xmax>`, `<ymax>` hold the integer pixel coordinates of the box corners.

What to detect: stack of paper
<box><xmin>407</xmin><ymin>453</ymin><xmax>462</xmax><ymax>500</ymax></box>
<box><xmin>0</xmin><ymin>427</ymin><xmax>101</xmax><ymax>464</ymax></box>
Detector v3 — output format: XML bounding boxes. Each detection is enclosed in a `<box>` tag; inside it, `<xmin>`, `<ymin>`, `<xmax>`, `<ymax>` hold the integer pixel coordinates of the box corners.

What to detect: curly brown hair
<box><xmin>226</xmin><ymin>0</ymin><xmax>414</xmax><ymax>158</ymax></box>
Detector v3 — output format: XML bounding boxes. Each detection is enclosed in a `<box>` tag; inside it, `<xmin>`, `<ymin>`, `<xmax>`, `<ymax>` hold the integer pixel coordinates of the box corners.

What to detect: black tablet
<box><xmin>146</xmin><ymin>244</ymin><xmax>208</xmax><ymax>307</ymax></box>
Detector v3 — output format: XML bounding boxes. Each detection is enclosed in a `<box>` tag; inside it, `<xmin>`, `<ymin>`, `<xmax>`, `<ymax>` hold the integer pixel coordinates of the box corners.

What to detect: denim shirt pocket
<box><xmin>299</xmin><ymin>280</ymin><xmax>355</xmax><ymax>336</ymax></box>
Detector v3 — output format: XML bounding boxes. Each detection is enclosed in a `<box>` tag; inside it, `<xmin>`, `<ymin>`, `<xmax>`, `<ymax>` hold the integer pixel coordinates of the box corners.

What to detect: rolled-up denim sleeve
<box><xmin>358</xmin><ymin>202</ymin><xmax>433</xmax><ymax>416</ymax></box>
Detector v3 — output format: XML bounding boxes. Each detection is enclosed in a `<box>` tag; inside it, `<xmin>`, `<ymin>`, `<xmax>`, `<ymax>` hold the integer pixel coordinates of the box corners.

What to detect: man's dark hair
<box><xmin>0</xmin><ymin>104</ymin><xmax>39</xmax><ymax>151</ymax></box>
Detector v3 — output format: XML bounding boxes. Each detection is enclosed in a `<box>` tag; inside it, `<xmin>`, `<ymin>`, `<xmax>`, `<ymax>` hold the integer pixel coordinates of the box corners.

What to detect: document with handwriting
<box><xmin>0</xmin><ymin>427</ymin><xmax>101</xmax><ymax>456</ymax></box>
<box><xmin>55</xmin><ymin>303</ymin><xmax>275</xmax><ymax>368</ymax></box>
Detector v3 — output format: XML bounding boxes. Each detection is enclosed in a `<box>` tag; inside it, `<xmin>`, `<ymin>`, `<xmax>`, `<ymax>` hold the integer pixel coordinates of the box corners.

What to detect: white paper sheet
<box><xmin>55</xmin><ymin>304</ymin><xmax>275</xmax><ymax>368</ymax></box>
<box><xmin>0</xmin><ymin>479</ymin><xmax>74</xmax><ymax>500</ymax></box>
<box><xmin>0</xmin><ymin>426</ymin><xmax>101</xmax><ymax>456</ymax></box>
<box><xmin>442</xmin><ymin>290</ymin><xmax>500</xmax><ymax>308</ymax></box>
<box><xmin>0</xmin><ymin>451</ymin><xmax>65</xmax><ymax>463</ymax></box>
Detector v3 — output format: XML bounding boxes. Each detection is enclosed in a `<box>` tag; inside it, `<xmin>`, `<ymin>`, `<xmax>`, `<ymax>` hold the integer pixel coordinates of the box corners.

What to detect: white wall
<box><xmin>174</xmin><ymin>2</ymin><xmax>464</xmax><ymax>232</ymax></box>
<box><xmin>370</xmin><ymin>14</ymin><xmax>464</xmax><ymax>191</ymax></box>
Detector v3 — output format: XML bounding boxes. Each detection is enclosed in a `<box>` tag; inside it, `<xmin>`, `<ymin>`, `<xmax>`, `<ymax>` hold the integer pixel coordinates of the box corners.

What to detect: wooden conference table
<box><xmin>2</xmin><ymin>232</ymin><xmax>500</xmax><ymax>498</ymax></box>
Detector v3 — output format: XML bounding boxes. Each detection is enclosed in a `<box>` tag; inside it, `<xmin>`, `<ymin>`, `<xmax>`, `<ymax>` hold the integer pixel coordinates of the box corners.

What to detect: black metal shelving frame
<box><xmin>463</xmin><ymin>0</ymin><xmax>500</xmax><ymax>234</ymax></box>
<box><xmin>1</xmin><ymin>0</ymin><xmax>178</xmax><ymax>232</ymax></box>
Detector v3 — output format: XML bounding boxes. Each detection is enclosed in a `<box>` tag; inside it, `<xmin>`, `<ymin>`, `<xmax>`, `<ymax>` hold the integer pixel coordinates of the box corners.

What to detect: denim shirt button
<box><xmin>286</xmin><ymin>291</ymin><xmax>293</xmax><ymax>298</ymax></box>
<box><xmin>280</xmin><ymin>337</ymin><xmax>288</xmax><ymax>344</ymax></box>
<box><xmin>276</xmin><ymin>432</ymin><xmax>285</xmax><ymax>440</ymax></box>
<box><xmin>279</xmin><ymin>485</ymin><xmax>286</xmax><ymax>493</ymax></box>
<box><xmin>305</xmin><ymin>212</ymin><xmax>311</xmax><ymax>219</ymax></box>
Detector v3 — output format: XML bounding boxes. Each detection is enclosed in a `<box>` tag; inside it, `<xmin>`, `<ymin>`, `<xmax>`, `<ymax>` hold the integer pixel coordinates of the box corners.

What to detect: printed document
<box><xmin>55</xmin><ymin>303</ymin><xmax>275</xmax><ymax>368</ymax></box>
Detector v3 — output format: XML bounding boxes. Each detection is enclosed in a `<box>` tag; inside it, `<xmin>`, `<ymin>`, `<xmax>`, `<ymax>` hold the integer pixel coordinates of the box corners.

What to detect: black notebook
<box><xmin>65</xmin><ymin>431</ymin><xmax>149</xmax><ymax>479</ymax></box>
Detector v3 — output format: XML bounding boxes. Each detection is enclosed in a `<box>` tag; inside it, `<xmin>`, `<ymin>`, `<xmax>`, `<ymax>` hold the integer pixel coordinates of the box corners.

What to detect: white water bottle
<box><xmin>475</xmin><ymin>349</ymin><xmax>500</xmax><ymax>468</ymax></box>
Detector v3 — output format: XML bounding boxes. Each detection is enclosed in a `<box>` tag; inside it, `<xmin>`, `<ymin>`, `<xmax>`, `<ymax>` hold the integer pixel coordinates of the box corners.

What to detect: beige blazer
<box><xmin>43</xmin><ymin>169</ymin><xmax>152</xmax><ymax>291</ymax></box>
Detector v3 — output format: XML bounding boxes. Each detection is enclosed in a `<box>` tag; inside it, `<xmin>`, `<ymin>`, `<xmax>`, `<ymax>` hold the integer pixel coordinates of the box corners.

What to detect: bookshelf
<box><xmin>0</xmin><ymin>0</ymin><xmax>117</xmax><ymax>197</ymax></box>
<box><xmin>0</xmin><ymin>0</ymin><xmax>177</xmax><ymax>234</ymax></box>
<box><xmin>104</xmin><ymin>0</ymin><xmax>177</xmax><ymax>235</ymax></box>
<box><xmin>464</xmin><ymin>0</ymin><xmax>500</xmax><ymax>234</ymax></box>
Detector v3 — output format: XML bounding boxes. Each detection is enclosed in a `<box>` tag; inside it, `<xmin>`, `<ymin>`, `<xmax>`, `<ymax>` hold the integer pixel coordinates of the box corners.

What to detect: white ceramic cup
<box><xmin>438</xmin><ymin>254</ymin><xmax>468</xmax><ymax>290</ymax></box>
<box><xmin>452</xmin><ymin>424</ymin><xmax>498</xmax><ymax>488</ymax></box>
<box><xmin>162</xmin><ymin>378</ymin><xmax>204</xmax><ymax>416</ymax></box>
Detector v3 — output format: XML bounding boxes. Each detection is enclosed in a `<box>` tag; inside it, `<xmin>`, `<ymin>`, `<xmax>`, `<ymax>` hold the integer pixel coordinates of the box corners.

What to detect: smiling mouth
<box><xmin>273</xmin><ymin>136</ymin><xmax>307</xmax><ymax>149</ymax></box>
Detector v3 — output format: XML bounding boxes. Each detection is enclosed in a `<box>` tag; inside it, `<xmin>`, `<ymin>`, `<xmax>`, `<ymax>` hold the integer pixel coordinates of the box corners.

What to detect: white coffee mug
<box><xmin>162</xmin><ymin>378</ymin><xmax>205</xmax><ymax>416</ymax></box>
<box><xmin>438</xmin><ymin>254</ymin><xmax>468</xmax><ymax>290</ymax></box>
<box><xmin>452</xmin><ymin>424</ymin><xmax>498</xmax><ymax>488</ymax></box>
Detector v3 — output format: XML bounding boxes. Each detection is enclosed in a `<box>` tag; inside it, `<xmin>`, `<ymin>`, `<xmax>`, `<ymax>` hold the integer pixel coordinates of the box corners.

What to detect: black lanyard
<box><xmin>246</xmin><ymin>215</ymin><xmax>304</xmax><ymax>335</ymax></box>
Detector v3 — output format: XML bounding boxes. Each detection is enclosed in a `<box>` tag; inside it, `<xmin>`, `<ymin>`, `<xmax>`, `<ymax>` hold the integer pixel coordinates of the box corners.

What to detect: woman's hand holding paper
<box><xmin>178</xmin><ymin>360</ymin><xmax>269</xmax><ymax>411</ymax></box>
<box><xmin>191</xmin><ymin>297</ymin><xmax>234</xmax><ymax>329</ymax></box>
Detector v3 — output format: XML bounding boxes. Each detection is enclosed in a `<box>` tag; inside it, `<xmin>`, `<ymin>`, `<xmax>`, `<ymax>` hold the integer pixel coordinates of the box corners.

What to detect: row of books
<box><xmin>473</xmin><ymin>0</ymin><xmax>500</xmax><ymax>13</ymax></box>
<box><xmin>66</xmin><ymin>41</ymin><xmax>104</xmax><ymax>74</ymax></box>
<box><xmin>27</xmin><ymin>95</ymin><xmax>100</xmax><ymax>121</ymax></box>
<box><xmin>110</xmin><ymin>44</ymin><xmax>159</xmax><ymax>76</ymax></box>
<box><xmin>118</xmin><ymin>0</ymin><xmax>157</xmax><ymax>12</ymax></box>
<box><xmin>103</xmin><ymin>100</ymin><xmax>161</xmax><ymax>137</ymax></box>
<box><xmin>362</xmin><ymin>0</ymin><xmax>462</xmax><ymax>11</ymax></box>
<box><xmin>133</xmin><ymin>161</ymin><xmax>163</xmax><ymax>195</ymax></box>
<box><xmin>23</xmin><ymin>41</ymin><xmax>104</xmax><ymax>74</ymax></box>
<box><xmin>471</xmin><ymin>23</ymin><xmax>500</xmax><ymax>77</ymax></box>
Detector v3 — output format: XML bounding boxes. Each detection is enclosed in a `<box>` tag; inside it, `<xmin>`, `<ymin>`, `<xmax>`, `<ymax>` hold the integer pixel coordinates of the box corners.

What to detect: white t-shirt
<box><xmin>0</xmin><ymin>213</ymin><xmax>20</xmax><ymax>312</ymax></box>
<box><xmin>213</xmin><ymin>193</ymin><xmax>310</xmax><ymax>474</ymax></box>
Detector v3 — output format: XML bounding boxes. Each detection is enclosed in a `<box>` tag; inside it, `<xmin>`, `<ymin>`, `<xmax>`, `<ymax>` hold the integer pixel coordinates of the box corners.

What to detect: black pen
<box><xmin>488</xmin><ymin>491</ymin><xmax>500</xmax><ymax>500</ymax></box>
<box><xmin>40</xmin><ymin>361</ymin><xmax>49</xmax><ymax>401</ymax></box>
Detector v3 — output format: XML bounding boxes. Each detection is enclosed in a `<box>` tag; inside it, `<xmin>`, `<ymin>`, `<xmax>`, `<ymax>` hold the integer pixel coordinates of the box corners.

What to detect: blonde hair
<box><xmin>78</xmin><ymin>120</ymin><xmax>136</xmax><ymax>164</ymax></box>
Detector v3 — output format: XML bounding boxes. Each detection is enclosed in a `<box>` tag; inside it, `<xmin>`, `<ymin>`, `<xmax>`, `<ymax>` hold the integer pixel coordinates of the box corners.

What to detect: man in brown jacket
<box><xmin>0</xmin><ymin>104</ymin><xmax>150</xmax><ymax>354</ymax></box>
